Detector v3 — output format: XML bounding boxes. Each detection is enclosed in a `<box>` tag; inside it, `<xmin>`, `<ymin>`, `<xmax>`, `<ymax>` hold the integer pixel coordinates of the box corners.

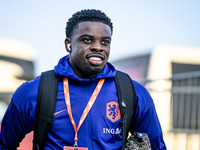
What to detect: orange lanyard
<box><xmin>63</xmin><ymin>78</ymin><xmax>105</xmax><ymax>147</ymax></box>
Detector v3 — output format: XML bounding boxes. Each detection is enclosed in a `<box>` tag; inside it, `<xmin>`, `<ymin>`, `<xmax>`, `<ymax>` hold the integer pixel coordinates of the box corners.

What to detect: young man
<box><xmin>0</xmin><ymin>9</ymin><xmax>166</xmax><ymax>149</ymax></box>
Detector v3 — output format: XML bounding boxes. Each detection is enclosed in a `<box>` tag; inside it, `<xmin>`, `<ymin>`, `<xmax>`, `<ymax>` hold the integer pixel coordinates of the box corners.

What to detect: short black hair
<box><xmin>65</xmin><ymin>9</ymin><xmax>113</xmax><ymax>38</ymax></box>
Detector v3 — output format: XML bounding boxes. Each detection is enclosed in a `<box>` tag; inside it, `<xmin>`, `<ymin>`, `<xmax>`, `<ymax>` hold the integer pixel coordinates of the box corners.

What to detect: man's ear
<box><xmin>65</xmin><ymin>38</ymin><xmax>72</xmax><ymax>53</ymax></box>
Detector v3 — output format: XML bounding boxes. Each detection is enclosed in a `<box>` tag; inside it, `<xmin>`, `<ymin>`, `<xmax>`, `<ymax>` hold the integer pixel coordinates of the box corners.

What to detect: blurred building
<box><xmin>112</xmin><ymin>45</ymin><xmax>200</xmax><ymax>150</ymax></box>
<box><xmin>0</xmin><ymin>38</ymin><xmax>35</xmax><ymax>149</ymax></box>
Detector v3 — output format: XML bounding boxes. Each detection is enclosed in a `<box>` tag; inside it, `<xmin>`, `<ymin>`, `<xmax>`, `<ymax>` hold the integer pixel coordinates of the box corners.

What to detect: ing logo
<box><xmin>106</xmin><ymin>101</ymin><xmax>121</xmax><ymax>122</ymax></box>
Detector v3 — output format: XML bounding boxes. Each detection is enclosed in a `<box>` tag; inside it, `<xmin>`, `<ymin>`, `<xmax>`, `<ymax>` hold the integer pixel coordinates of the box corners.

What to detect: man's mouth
<box><xmin>87</xmin><ymin>54</ymin><xmax>104</xmax><ymax>66</ymax></box>
<box><xmin>89</xmin><ymin>57</ymin><xmax>101</xmax><ymax>61</ymax></box>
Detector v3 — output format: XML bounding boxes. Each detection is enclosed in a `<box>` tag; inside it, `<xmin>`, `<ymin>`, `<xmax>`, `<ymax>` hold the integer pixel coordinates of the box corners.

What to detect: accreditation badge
<box><xmin>63</xmin><ymin>146</ymin><xmax>88</xmax><ymax>150</ymax></box>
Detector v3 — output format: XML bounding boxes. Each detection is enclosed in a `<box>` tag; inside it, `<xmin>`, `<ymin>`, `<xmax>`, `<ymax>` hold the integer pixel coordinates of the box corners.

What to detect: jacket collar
<box><xmin>54</xmin><ymin>55</ymin><xmax>116</xmax><ymax>81</ymax></box>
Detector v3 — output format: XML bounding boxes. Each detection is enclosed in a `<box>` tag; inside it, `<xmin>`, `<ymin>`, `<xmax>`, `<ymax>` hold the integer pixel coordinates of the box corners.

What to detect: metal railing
<box><xmin>171</xmin><ymin>71</ymin><xmax>200</xmax><ymax>132</ymax></box>
<box><xmin>144</xmin><ymin>71</ymin><xmax>200</xmax><ymax>132</ymax></box>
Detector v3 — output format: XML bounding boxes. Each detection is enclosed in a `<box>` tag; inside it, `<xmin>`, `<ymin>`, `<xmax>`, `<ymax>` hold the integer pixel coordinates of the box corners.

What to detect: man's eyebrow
<box><xmin>79</xmin><ymin>34</ymin><xmax>93</xmax><ymax>38</ymax></box>
<box><xmin>79</xmin><ymin>34</ymin><xmax>111</xmax><ymax>40</ymax></box>
<box><xmin>102</xmin><ymin>36</ymin><xmax>111</xmax><ymax>40</ymax></box>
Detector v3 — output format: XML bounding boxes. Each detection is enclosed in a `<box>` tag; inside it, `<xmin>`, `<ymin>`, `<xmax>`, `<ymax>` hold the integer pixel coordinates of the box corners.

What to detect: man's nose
<box><xmin>90</xmin><ymin>41</ymin><xmax>103</xmax><ymax>52</ymax></box>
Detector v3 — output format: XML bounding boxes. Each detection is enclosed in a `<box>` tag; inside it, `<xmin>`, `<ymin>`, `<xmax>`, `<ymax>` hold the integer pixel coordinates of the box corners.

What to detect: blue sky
<box><xmin>1</xmin><ymin>0</ymin><xmax>200</xmax><ymax>75</ymax></box>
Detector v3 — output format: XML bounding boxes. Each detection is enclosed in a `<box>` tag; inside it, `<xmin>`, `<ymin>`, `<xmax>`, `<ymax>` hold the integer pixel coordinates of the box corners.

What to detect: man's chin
<box><xmin>83</xmin><ymin>67</ymin><xmax>102</xmax><ymax>78</ymax></box>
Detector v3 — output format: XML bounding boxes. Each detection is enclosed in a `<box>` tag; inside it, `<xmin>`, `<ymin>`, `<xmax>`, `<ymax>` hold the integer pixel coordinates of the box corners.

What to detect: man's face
<box><xmin>66</xmin><ymin>21</ymin><xmax>112</xmax><ymax>78</ymax></box>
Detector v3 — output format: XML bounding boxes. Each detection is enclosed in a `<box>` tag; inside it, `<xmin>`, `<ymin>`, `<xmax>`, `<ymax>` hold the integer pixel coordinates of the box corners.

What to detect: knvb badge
<box><xmin>106</xmin><ymin>101</ymin><xmax>121</xmax><ymax>122</ymax></box>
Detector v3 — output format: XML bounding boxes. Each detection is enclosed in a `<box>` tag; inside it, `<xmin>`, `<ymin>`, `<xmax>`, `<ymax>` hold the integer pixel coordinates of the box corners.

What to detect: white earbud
<box><xmin>67</xmin><ymin>44</ymin><xmax>71</xmax><ymax>50</ymax></box>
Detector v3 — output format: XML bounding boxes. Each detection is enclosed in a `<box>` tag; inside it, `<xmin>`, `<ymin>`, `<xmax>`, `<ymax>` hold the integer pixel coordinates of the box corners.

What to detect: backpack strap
<box><xmin>114</xmin><ymin>70</ymin><xmax>136</xmax><ymax>150</ymax></box>
<box><xmin>33</xmin><ymin>70</ymin><xmax>59</xmax><ymax>150</ymax></box>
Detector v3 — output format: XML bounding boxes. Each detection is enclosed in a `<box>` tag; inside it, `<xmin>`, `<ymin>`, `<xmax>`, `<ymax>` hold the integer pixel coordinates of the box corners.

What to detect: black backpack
<box><xmin>33</xmin><ymin>70</ymin><xmax>136</xmax><ymax>150</ymax></box>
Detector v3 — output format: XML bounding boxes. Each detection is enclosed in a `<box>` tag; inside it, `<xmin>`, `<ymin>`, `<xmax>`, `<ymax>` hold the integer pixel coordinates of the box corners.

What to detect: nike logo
<box><xmin>54</xmin><ymin>109</ymin><xmax>67</xmax><ymax>116</ymax></box>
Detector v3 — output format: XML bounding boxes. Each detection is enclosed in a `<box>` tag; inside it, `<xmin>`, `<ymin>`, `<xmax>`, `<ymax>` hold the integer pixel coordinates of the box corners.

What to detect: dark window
<box><xmin>171</xmin><ymin>63</ymin><xmax>200</xmax><ymax>132</ymax></box>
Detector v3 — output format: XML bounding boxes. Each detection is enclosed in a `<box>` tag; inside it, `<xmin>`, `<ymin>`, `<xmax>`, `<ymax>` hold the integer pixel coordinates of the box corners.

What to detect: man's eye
<box><xmin>102</xmin><ymin>40</ymin><xmax>110</xmax><ymax>45</ymax></box>
<box><xmin>82</xmin><ymin>38</ymin><xmax>92</xmax><ymax>43</ymax></box>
